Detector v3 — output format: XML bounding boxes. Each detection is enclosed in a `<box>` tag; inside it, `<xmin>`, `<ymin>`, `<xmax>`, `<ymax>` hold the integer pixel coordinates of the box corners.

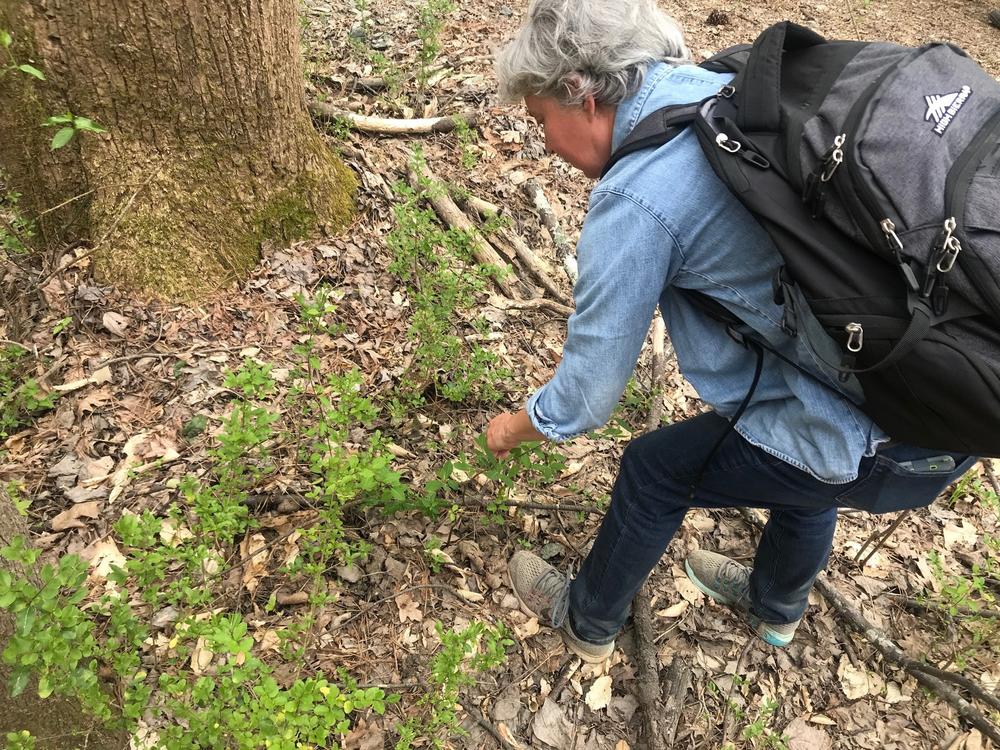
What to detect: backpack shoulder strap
<box><xmin>700</xmin><ymin>44</ymin><xmax>752</xmax><ymax>74</ymax></box>
<box><xmin>735</xmin><ymin>22</ymin><xmax>826</xmax><ymax>131</ymax></box>
<box><xmin>601</xmin><ymin>102</ymin><xmax>702</xmax><ymax>178</ymax></box>
<box><xmin>600</xmin><ymin>47</ymin><xmax>752</xmax><ymax>178</ymax></box>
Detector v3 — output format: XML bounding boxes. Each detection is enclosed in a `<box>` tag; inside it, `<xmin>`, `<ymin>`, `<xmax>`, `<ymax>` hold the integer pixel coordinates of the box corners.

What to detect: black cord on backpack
<box><xmin>687</xmin><ymin>341</ymin><xmax>765</xmax><ymax>502</ymax></box>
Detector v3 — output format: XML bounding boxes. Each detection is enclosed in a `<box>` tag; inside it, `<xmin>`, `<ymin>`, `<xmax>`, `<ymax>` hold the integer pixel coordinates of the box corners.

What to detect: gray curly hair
<box><xmin>495</xmin><ymin>0</ymin><xmax>690</xmax><ymax>106</ymax></box>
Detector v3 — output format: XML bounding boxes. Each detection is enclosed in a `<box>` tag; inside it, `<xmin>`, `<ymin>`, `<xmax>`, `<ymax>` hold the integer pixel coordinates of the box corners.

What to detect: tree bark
<box><xmin>0</xmin><ymin>0</ymin><xmax>355</xmax><ymax>299</ymax></box>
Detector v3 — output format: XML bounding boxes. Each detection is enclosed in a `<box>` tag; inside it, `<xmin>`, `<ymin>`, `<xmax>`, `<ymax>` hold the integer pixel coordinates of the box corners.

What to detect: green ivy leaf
<box><xmin>9</xmin><ymin>668</ymin><xmax>30</xmax><ymax>698</ymax></box>
<box><xmin>49</xmin><ymin>127</ymin><xmax>75</xmax><ymax>150</ymax></box>
<box><xmin>1</xmin><ymin>30</ymin><xmax>12</xmax><ymax>48</ymax></box>
<box><xmin>17</xmin><ymin>64</ymin><xmax>44</xmax><ymax>80</ymax></box>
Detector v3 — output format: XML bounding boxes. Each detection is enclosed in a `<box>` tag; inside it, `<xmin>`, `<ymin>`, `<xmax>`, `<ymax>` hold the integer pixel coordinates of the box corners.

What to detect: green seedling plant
<box><xmin>0</xmin><ymin>30</ymin><xmax>43</xmax><ymax>82</ymax></box>
<box><xmin>388</xmin><ymin>151</ymin><xmax>509</xmax><ymax>407</ymax></box>
<box><xmin>396</xmin><ymin>621</ymin><xmax>512</xmax><ymax>750</ymax></box>
<box><xmin>415</xmin><ymin>0</ymin><xmax>455</xmax><ymax>92</ymax></box>
<box><xmin>0</xmin><ymin>177</ymin><xmax>35</xmax><ymax>256</ymax></box>
<box><xmin>1</xmin><ymin>352</ymin><xmax>401</xmax><ymax>747</ymax></box>
<box><xmin>0</xmin><ymin>345</ymin><xmax>58</xmax><ymax>439</ymax></box>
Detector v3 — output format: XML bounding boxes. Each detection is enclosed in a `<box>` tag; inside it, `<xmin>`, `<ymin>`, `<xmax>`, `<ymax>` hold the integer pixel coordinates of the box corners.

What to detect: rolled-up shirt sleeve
<box><xmin>525</xmin><ymin>187</ymin><xmax>681</xmax><ymax>440</ymax></box>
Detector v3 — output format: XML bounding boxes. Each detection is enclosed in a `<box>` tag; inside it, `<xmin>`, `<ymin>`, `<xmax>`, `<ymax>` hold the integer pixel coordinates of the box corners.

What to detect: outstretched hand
<box><xmin>485</xmin><ymin>408</ymin><xmax>547</xmax><ymax>459</ymax></box>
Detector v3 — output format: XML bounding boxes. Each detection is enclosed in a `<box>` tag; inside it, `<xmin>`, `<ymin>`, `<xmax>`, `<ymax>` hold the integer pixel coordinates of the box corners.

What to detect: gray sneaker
<box><xmin>684</xmin><ymin>550</ymin><xmax>800</xmax><ymax>647</ymax></box>
<box><xmin>508</xmin><ymin>550</ymin><xmax>615</xmax><ymax>663</ymax></box>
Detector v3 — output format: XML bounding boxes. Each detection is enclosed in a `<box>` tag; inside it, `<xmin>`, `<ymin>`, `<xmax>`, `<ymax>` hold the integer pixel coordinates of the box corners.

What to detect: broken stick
<box><xmin>632</xmin><ymin>584</ymin><xmax>666</xmax><ymax>750</ymax></box>
<box><xmin>493</xmin><ymin>226</ymin><xmax>572</xmax><ymax>307</ymax></box>
<box><xmin>406</xmin><ymin>162</ymin><xmax>520</xmax><ymax>299</ymax></box>
<box><xmin>645</xmin><ymin>313</ymin><xmax>668</xmax><ymax>433</ymax></box>
<box><xmin>310</xmin><ymin>101</ymin><xmax>477</xmax><ymax>134</ymax></box>
<box><xmin>523</xmin><ymin>179</ymin><xmax>578</xmax><ymax>284</ymax></box>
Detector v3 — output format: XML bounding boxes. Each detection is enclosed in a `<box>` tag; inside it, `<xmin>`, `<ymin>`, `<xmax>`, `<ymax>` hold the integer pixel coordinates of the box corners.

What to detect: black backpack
<box><xmin>605</xmin><ymin>22</ymin><xmax>1000</xmax><ymax>456</ymax></box>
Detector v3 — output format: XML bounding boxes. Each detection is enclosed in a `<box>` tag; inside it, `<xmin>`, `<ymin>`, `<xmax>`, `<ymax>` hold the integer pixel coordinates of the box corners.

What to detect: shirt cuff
<box><xmin>525</xmin><ymin>387</ymin><xmax>579</xmax><ymax>443</ymax></box>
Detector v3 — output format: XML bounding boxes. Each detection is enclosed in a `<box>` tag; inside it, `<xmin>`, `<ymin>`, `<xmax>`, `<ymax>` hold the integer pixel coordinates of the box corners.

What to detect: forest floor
<box><xmin>4</xmin><ymin>0</ymin><xmax>1000</xmax><ymax>748</ymax></box>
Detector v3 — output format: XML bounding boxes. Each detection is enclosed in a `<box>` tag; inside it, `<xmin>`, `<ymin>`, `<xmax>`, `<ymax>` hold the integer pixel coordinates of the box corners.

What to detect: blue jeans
<box><xmin>569</xmin><ymin>412</ymin><xmax>976</xmax><ymax>644</ymax></box>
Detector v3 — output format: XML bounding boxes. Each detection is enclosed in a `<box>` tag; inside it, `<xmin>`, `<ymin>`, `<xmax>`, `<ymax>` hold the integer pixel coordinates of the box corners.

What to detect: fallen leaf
<box><xmin>837</xmin><ymin>656</ymin><xmax>871</xmax><ymax>700</ymax></box>
<box><xmin>455</xmin><ymin>588</ymin><xmax>484</xmax><ymax>602</ymax></box>
<box><xmin>395</xmin><ymin>592</ymin><xmax>423</xmax><ymax>623</ymax></box>
<box><xmin>585</xmin><ymin>675</ymin><xmax>613</xmax><ymax>711</ymax></box>
<box><xmin>672</xmin><ymin>565</ymin><xmax>705</xmax><ymax>605</ymax></box>
<box><xmin>783</xmin><ymin>717</ymin><xmax>832</xmax><ymax>750</ymax></box>
<box><xmin>884</xmin><ymin>681</ymin><xmax>910</xmax><ymax>704</ymax></box>
<box><xmin>240</xmin><ymin>532</ymin><xmax>268</xmax><ymax>593</ymax></box>
<box><xmin>497</xmin><ymin>723</ymin><xmax>526</xmax><ymax>749</ymax></box>
<box><xmin>83</xmin><ymin>539</ymin><xmax>127</xmax><ymax>580</ymax></box>
<box><xmin>655</xmin><ymin>601</ymin><xmax>689</xmax><ymax>618</ymax></box>
<box><xmin>109</xmin><ymin>432</ymin><xmax>147</xmax><ymax>503</ymax></box>
<box><xmin>190</xmin><ymin>637</ymin><xmax>214</xmax><ymax>674</ymax></box>
<box><xmin>614</xmin><ymin>742</ymin><xmax>629</xmax><ymax>750</ymax></box>
<box><xmin>102</xmin><ymin>311</ymin><xmax>129</xmax><ymax>336</ymax></box>
<box><xmin>943</xmin><ymin>520</ymin><xmax>979</xmax><ymax>549</ymax></box>
<box><xmin>532</xmin><ymin>698</ymin><xmax>573</xmax><ymax>748</ymax></box>
<box><xmin>51</xmin><ymin>500</ymin><xmax>101</xmax><ymax>531</ymax></box>
<box><xmin>514</xmin><ymin>617</ymin><xmax>540</xmax><ymax>640</ymax></box>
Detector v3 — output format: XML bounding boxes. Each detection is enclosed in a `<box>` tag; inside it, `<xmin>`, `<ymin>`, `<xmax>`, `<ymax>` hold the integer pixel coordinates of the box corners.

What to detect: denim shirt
<box><xmin>524</xmin><ymin>62</ymin><xmax>888</xmax><ymax>483</ymax></box>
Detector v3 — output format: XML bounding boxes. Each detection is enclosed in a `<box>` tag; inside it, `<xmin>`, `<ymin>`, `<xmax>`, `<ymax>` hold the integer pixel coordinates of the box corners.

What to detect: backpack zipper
<box><xmin>938</xmin><ymin>109</ymin><xmax>1000</xmax><ymax>310</ymax></box>
<box><xmin>834</xmin><ymin>50</ymin><xmax>925</xmax><ymax>288</ymax></box>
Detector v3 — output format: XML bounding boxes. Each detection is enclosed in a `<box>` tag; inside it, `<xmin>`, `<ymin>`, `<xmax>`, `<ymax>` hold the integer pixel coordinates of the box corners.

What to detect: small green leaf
<box><xmin>72</xmin><ymin>116</ymin><xmax>105</xmax><ymax>133</ymax></box>
<box><xmin>10</xmin><ymin>669</ymin><xmax>29</xmax><ymax>697</ymax></box>
<box><xmin>50</xmin><ymin>127</ymin><xmax>75</xmax><ymax>150</ymax></box>
<box><xmin>18</xmin><ymin>64</ymin><xmax>44</xmax><ymax>80</ymax></box>
<box><xmin>1</xmin><ymin>30</ymin><xmax>12</xmax><ymax>48</ymax></box>
<box><xmin>37</xmin><ymin>675</ymin><xmax>53</xmax><ymax>698</ymax></box>
<box><xmin>44</xmin><ymin>113</ymin><xmax>73</xmax><ymax>126</ymax></box>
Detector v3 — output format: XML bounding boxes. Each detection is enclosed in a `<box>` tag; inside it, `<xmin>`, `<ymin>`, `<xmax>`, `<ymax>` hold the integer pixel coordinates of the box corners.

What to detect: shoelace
<box><xmin>534</xmin><ymin>567</ymin><xmax>572</xmax><ymax>628</ymax></box>
<box><xmin>716</xmin><ymin>560</ymin><xmax>751</xmax><ymax>603</ymax></box>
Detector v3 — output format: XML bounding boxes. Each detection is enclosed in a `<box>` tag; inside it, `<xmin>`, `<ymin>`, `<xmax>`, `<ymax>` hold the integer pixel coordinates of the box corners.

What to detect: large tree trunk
<box><xmin>0</xmin><ymin>0</ymin><xmax>355</xmax><ymax>299</ymax></box>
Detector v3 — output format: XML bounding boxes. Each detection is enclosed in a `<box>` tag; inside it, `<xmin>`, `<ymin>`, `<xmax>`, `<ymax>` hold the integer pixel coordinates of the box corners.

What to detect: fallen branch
<box><xmin>522</xmin><ymin>179</ymin><xmax>578</xmax><ymax>284</ymax></box>
<box><xmin>493</xmin><ymin>226</ymin><xmax>571</xmax><ymax>307</ymax></box>
<box><xmin>489</xmin><ymin>295</ymin><xmax>574</xmax><ymax>318</ymax></box>
<box><xmin>407</xmin><ymin>161</ymin><xmax>520</xmax><ymax>299</ymax></box>
<box><xmin>645</xmin><ymin>314</ymin><xmax>668</xmax><ymax>433</ymax></box>
<box><xmin>461</xmin><ymin>700</ymin><xmax>518</xmax><ymax>750</ymax></box>
<box><xmin>631</xmin><ymin>584</ymin><xmax>666</xmax><ymax>750</ymax></box>
<box><xmin>735</xmin><ymin>508</ymin><xmax>1000</xmax><ymax>744</ymax></box>
<box><xmin>659</xmin><ymin>656</ymin><xmax>691</xmax><ymax>748</ymax></box>
<box><xmin>815</xmin><ymin>577</ymin><xmax>1000</xmax><ymax>744</ymax></box>
<box><xmin>459</xmin><ymin>194</ymin><xmax>501</xmax><ymax>220</ymax></box>
<box><xmin>310</xmin><ymin>101</ymin><xmax>476</xmax><ymax>134</ymax></box>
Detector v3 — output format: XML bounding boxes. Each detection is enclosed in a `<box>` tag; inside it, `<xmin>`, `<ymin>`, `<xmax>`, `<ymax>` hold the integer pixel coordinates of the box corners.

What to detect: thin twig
<box><xmin>460</xmin><ymin>700</ymin><xmax>517</xmax><ymax>750</ymax></box>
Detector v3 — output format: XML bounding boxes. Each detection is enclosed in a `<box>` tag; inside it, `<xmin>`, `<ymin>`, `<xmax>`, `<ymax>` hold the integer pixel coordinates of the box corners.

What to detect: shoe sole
<box><xmin>506</xmin><ymin>568</ymin><xmax>614</xmax><ymax>664</ymax></box>
<box><xmin>684</xmin><ymin>560</ymin><xmax>793</xmax><ymax>648</ymax></box>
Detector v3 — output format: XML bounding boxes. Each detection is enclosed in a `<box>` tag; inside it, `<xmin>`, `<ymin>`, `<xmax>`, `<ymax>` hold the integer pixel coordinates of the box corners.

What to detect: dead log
<box><xmin>523</xmin><ymin>179</ymin><xmax>578</xmax><ymax>284</ymax></box>
<box><xmin>406</xmin><ymin>162</ymin><xmax>520</xmax><ymax>299</ymax></box>
<box><xmin>632</xmin><ymin>584</ymin><xmax>666</xmax><ymax>750</ymax></box>
<box><xmin>310</xmin><ymin>101</ymin><xmax>477</xmax><ymax>134</ymax></box>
